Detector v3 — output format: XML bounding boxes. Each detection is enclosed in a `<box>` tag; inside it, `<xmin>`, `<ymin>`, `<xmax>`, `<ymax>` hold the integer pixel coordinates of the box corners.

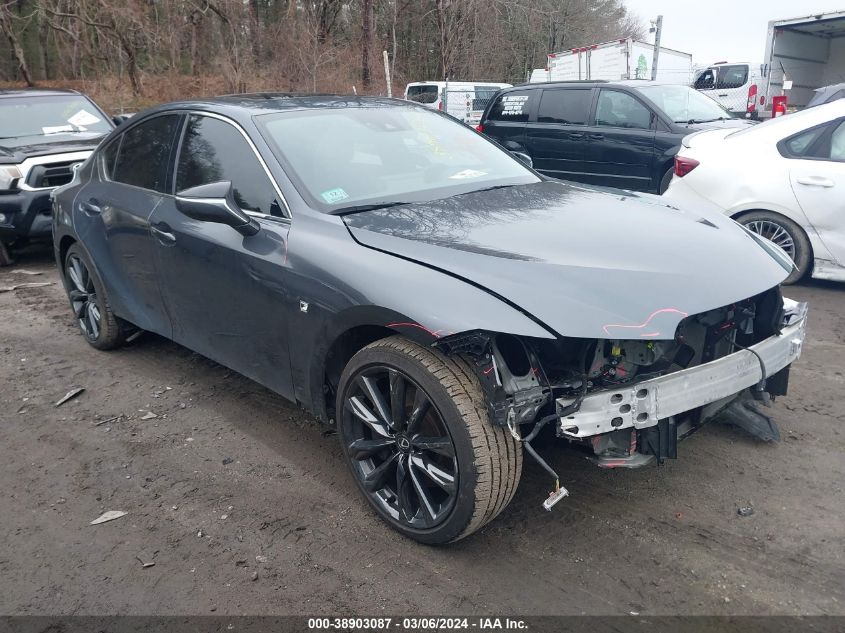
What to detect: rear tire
<box><xmin>658</xmin><ymin>167</ymin><xmax>674</xmax><ymax>194</ymax></box>
<box><xmin>63</xmin><ymin>244</ymin><xmax>126</xmax><ymax>350</ymax></box>
<box><xmin>737</xmin><ymin>211</ymin><xmax>811</xmax><ymax>285</ymax></box>
<box><xmin>337</xmin><ymin>336</ymin><xmax>522</xmax><ymax>544</ymax></box>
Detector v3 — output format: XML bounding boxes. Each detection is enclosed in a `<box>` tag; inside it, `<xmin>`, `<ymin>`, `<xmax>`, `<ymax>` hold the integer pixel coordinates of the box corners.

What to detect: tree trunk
<box><xmin>0</xmin><ymin>6</ymin><xmax>35</xmax><ymax>86</ymax></box>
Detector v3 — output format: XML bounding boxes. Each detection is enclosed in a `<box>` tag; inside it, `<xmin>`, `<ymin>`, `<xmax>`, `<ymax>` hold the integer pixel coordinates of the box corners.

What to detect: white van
<box><xmin>692</xmin><ymin>62</ymin><xmax>766</xmax><ymax>118</ymax></box>
<box><xmin>404</xmin><ymin>81</ymin><xmax>511</xmax><ymax>125</ymax></box>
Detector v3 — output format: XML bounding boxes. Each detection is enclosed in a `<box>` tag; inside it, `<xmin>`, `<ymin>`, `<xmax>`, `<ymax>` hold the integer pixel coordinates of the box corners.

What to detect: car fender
<box><xmin>284</xmin><ymin>211</ymin><xmax>554</xmax><ymax>420</ymax></box>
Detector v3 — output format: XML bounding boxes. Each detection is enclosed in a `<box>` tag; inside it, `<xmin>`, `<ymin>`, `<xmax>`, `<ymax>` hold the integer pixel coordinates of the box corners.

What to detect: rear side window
<box><xmin>537</xmin><ymin>89</ymin><xmax>591</xmax><ymax>125</ymax></box>
<box><xmin>716</xmin><ymin>65</ymin><xmax>748</xmax><ymax>90</ymax></box>
<box><xmin>594</xmin><ymin>90</ymin><xmax>653</xmax><ymax>129</ymax></box>
<box><xmin>112</xmin><ymin>114</ymin><xmax>180</xmax><ymax>192</ymax></box>
<box><xmin>486</xmin><ymin>91</ymin><xmax>533</xmax><ymax>122</ymax></box>
<box><xmin>176</xmin><ymin>115</ymin><xmax>282</xmax><ymax>217</ymax></box>
<box><xmin>781</xmin><ymin>119</ymin><xmax>845</xmax><ymax>162</ymax></box>
<box><xmin>406</xmin><ymin>86</ymin><xmax>438</xmax><ymax>104</ymax></box>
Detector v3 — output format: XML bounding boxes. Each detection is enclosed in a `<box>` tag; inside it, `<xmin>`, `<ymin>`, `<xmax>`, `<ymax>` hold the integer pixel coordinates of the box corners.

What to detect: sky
<box><xmin>624</xmin><ymin>0</ymin><xmax>845</xmax><ymax>67</ymax></box>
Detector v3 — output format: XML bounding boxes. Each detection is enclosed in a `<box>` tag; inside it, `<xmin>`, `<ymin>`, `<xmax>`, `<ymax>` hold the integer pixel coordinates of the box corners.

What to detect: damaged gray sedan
<box><xmin>51</xmin><ymin>95</ymin><xmax>807</xmax><ymax>544</ymax></box>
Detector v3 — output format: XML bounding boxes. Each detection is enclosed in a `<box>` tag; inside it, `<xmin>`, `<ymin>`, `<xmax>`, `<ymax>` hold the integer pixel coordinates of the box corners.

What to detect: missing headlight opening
<box><xmin>436</xmin><ymin>286</ymin><xmax>806</xmax><ymax>511</ymax></box>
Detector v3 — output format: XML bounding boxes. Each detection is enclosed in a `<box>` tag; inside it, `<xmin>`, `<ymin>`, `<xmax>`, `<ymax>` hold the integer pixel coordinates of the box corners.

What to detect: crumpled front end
<box><xmin>436</xmin><ymin>287</ymin><xmax>807</xmax><ymax>471</ymax></box>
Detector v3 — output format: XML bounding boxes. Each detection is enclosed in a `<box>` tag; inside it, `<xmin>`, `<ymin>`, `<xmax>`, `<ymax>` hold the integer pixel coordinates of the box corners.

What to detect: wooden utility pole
<box><xmin>651</xmin><ymin>15</ymin><xmax>663</xmax><ymax>81</ymax></box>
<box><xmin>361</xmin><ymin>0</ymin><xmax>373</xmax><ymax>88</ymax></box>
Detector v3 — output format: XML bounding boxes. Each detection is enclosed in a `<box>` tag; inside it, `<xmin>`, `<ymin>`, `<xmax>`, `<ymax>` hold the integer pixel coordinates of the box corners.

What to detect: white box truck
<box><xmin>537</xmin><ymin>39</ymin><xmax>693</xmax><ymax>84</ymax></box>
<box><xmin>762</xmin><ymin>11</ymin><xmax>845</xmax><ymax>116</ymax></box>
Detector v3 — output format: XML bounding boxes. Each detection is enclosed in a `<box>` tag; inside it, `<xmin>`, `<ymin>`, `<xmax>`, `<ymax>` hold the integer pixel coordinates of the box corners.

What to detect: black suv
<box><xmin>0</xmin><ymin>89</ymin><xmax>116</xmax><ymax>264</ymax></box>
<box><xmin>478</xmin><ymin>80</ymin><xmax>753</xmax><ymax>194</ymax></box>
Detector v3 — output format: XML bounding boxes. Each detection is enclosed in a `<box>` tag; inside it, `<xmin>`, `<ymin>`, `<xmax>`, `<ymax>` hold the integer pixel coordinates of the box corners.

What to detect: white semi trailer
<box><xmin>531</xmin><ymin>38</ymin><xmax>693</xmax><ymax>84</ymax></box>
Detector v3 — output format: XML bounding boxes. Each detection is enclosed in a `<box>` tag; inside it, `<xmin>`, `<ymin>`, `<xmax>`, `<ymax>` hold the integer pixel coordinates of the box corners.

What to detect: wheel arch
<box><xmin>730</xmin><ymin>208</ymin><xmax>815</xmax><ymax>277</ymax></box>
<box><xmin>306</xmin><ymin>305</ymin><xmax>450</xmax><ymax>425</ymax></box>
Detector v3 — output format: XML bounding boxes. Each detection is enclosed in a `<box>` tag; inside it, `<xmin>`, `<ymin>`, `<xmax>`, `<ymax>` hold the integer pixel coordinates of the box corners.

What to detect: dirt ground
<box><xmin>1</xmin><ymin>245</ymin><xmax>843</xmax><ymax>617</ymax></box>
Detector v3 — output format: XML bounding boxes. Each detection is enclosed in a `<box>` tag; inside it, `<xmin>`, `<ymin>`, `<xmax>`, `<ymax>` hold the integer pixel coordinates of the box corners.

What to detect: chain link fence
<box><xmin>441</xmin><ymin>86</ymin><xmax>500</xmax><ymax>125</ymax></box>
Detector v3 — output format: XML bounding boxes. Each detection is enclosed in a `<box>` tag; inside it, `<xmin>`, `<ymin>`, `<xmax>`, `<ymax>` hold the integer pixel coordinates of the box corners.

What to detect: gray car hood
<box><xmin>343</xmin><ymin>181</ymin><xmax>789</xmax><ymax>340</ymax></box>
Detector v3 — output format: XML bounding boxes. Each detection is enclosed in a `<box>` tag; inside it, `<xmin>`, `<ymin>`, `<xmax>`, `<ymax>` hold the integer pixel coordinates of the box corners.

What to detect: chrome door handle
<box><xmin>79</xmin><ymin>199</ymin><xmax>101</xmax><ymax>215</ymax></box>
<box><xmin>150</xmin><ymin>223</ymin><xmax>176</xmax><ymax>244</ymax></box>
<box><xmin>796</xmin><ymin>176</ymin><xmax>834</xmax><ymax>188</ymax></box>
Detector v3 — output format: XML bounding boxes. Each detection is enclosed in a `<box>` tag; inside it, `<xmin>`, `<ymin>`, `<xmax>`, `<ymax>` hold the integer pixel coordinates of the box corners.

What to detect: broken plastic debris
<box><xmin>140</xmin><ymin>411</ymin><xmax>158</xmax><ymax>420</ymax></box>
<box><xmin>136</xmin><ymin>555</ymin><xmax>156</xmax><ymax>568</ymax></box>
<box><xmin>255</xmin><ymin>555</ymin><xmax>268</xmax><ymax>564</ymax></box>
<box><xmin>542</xmin><ymin>485</ymin><xmax>569</xmax><ymax>511</ymax></box>
<box><xmin>10</xmin><ymin>269</ymin><xmax>42</xmax><ymax>276</ymax></box>
<box><xmin>737</xmin><ymin>506</ymin><xmax>755</xmax><ymax>517</ymax></box>
<box><xmin>90</xmin><ymin>510</ymin><xmax>127</xmax><ymax>525</ymax></box>
<box><xmin>55</xmin><ymin>387</ymin><xmax>85</xmax><ymax>407</ymax></box>
<box><xmin>0</xmin><ymin>282</ymin><xmax>53</xmax><ymax>293</ymax></box>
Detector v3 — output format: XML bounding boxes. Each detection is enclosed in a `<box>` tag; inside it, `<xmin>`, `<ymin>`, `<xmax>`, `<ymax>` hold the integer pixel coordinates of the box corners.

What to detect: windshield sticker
<box><xmin>449</xmin><ymin>169</ymin><xmax>488</xmax><ymax>180</ymax></box>
<box><xmin>320</xmin><ymin>187</ymin><xmax>350</xmax><ymax>204</ymax></box>
<box><xmin>501</xmin><ymin>95</ymin><xmax>529</xmax><ymax>116</ymax></box>
<box><xmin>68</xmin><ymin>110</ymin><xmax>102</xmax><ymax>127</ymax></box>
<box><xmin>43</xmin><ymin>125</ymin><xmax>74</xmax><ymax>134</ymax></box>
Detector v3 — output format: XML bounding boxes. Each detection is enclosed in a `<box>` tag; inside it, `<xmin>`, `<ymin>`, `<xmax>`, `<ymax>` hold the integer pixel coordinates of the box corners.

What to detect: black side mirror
<box><xmin>112</xmin><ymin>114</ymin><xmax>133</xmax><ymax>126</ymax></box>
<box><xmin>175</xmin><ymin>181</ymin><xmax>260</xmax><ymax>237</ymax></box>
<box><xmin>510</xmin><ymin>151</ymin><xmax>533</xmax><ymax>169</ymax></box>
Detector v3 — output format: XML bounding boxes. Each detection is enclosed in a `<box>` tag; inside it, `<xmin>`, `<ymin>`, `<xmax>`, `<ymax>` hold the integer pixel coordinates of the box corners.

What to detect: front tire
<box><xmin>337</xmin><ymin>336</ymin><xmax>522</xmax><ymax>544</ymax></box>
<box><xmin>63</xmin><ymin>244</ymin><xmax>126</xmax><ymax>350</ymax></box>
<box><xmin>737</xmin><ymin>211</ymin><xmax>811</xmax><ymax>285</ymax></box>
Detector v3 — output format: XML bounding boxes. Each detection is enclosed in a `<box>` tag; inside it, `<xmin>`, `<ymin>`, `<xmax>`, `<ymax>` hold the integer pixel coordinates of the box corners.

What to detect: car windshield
<box><xmin>256</xmin><ymin>105</ymin><xmax>538</xmax><ymax>212</ymax></box>
<box><xmin>634</xmin><ymin>84</ymin><xmax>734</xmax><ymax>123</ymax></box>
<box><xmin>0</xmin><ymin>95</ymin><xmax>112</xmax><ymax>139</ymax></box>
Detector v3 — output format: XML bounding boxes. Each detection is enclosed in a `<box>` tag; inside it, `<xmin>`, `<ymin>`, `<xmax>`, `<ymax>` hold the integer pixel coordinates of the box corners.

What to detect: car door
<box><xmin>787</xmin><ymin>118</ymin><xmax>845</xmax><ymax>266</ymax></box>
<box><xmin>72</xmin><ymin>113</ymin><xmax>182</xmax><ymax>336</ymax></box>
<box><xmin>525</xmin><ymin>87</ymin><xmax>593</xmax><ymax>181</ymax></box>
<box><xmin>149</xmin><ymin>113</ymin><xmax>296</xmax><ymax>400</ymax></box>
<box><xmin>581</xmin><ymin>88</ymin><xmax>657</xmax><ymax>191</ymax></box>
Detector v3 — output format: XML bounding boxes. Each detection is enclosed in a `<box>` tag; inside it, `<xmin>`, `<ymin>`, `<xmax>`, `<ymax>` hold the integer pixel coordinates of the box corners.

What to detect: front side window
<box><xmin>537</xmin><ymin>89</ymin><xmax>591</xmax><ymax>125</ymax></box>
<box><xmin>0</xmin><ymin>94</ymin><xmax>112</xmax><ymax>140</ymax></box>
<box><xmin>256</xmin><ymin>105</ymin><xmax>538</xmax><ymax>211</ymax></box>
<box><xmin>112</xmin><ymin>114</ymin><xmax>181</xmax><ymax>193</ymax></box>
<box><xmin>99</xmin><ymin>138</ymin><xmax>121</xmax><ymax>180</ymax></box>
<box><xmin>694</xmin><ymin>69</ymin><xmax>716</xmax><ymax>90</ymax></box>
<box><xmin>176</xmin><ymin>115</ymin><xmax>283</xmax><ymax>217</ymax></box>
<box><xmin>634</xmin><ymin>84</ymin><xmax>733</xmax><ymax>124</ymax></box>
<box><xmin>594</xmin><ymin>90</ymin><xmax>653</xmax><ymax>129</ymax></box>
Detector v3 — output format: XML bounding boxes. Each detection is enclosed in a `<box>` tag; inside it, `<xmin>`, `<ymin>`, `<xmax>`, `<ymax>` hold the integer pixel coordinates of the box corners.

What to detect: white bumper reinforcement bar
<box><xmin>557</xmin><ymin>299</ymin><xmax>808</xmax><ymax>439</ymax></box>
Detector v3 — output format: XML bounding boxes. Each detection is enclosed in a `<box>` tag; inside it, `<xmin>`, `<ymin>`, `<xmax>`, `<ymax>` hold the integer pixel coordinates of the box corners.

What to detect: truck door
<box><xmin>524</xmin><ymin>87</ymin><xmax>593</xmax><ymax>181</ymax></box>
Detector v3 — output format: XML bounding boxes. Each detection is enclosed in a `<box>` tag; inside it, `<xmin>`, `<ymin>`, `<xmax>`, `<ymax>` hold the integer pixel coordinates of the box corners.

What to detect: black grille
<box><xmin>25</xmin><ymin>160</ymin><xmax>81</xmax><ymax>189</ymax></box>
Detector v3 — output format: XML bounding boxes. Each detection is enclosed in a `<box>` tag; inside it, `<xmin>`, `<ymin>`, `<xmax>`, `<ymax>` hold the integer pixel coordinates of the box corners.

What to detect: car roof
<box><xmin>134</xmin><ymin>93</ymin><xmax>425</xmax><ymax>124</ymax></box>
<box><xmin>0</xmin><ymin>88</ymin><xmax>83</xmax><ymax>98</ymax></box>
<box><xmin>506</xmin><ymin>80</ymin><xmax>685</xmax><ymax>90</ymax></box>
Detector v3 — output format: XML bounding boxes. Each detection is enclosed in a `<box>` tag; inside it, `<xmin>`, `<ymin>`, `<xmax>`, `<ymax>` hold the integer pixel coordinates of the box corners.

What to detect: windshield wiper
<box><xmin>677</xmin><ymin>117</ymin><xmax>730</xmax><ymax>124</ymax></box>
<box><xmin>330</xmin><ymin>201</ymin><xmax>411</xmax><ymax>215</ymax></box>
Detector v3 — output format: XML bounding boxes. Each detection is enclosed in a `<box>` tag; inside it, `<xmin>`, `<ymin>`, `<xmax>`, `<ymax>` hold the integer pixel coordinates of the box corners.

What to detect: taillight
<box><xmin>475</xmin><ymin>123</ymin><xmax>484</xmax><ymax>133</ymax></box>
<box><xmin>772</xmin><ymin>95</ymin><xmax>787</xmax><ymax>118</ymax></box>
<box><xmin>674</xmin><ymin>156</ymin><xmax>699</xmax><ymax>177</ymax></box>
<box><xmin>747</xmin><ymin>84</ymin><xmax>758</xmax><ymax>112</ymax></box>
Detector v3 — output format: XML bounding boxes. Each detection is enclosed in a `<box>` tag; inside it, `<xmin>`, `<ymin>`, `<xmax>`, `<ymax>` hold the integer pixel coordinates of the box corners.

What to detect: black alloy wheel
<box><xmin>63</xmin><ymin>244</ymin><xmax>126</xmax><ymax>350</ymax></box>
<box><xmin>66</xmin><ymin>253</ymin><xmax>102</xmax><ymax>341</ymax></box>
<box><xmin>341</xmin><ymin>365</ymin><xmax>458</xmax><ymax>529</ymax></box>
